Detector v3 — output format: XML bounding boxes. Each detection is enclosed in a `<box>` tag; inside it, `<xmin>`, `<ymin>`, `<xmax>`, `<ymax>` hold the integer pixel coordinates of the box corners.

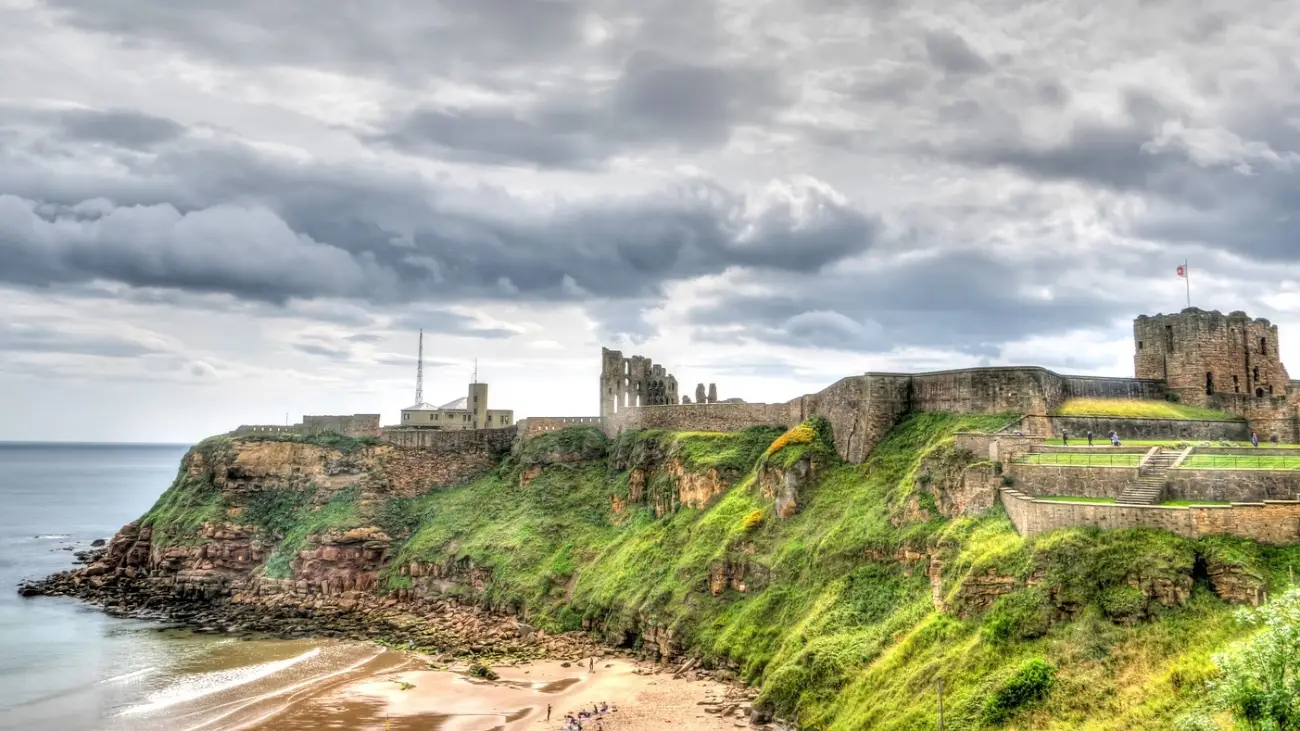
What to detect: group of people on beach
<box><xmin>547</xmin><ymin>701</ymin><xmax>613</xmax><ymax>730</ymax></box>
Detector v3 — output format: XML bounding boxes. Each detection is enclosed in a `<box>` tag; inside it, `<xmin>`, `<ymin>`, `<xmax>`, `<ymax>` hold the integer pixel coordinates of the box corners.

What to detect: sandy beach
<box><xmin>244</xmin><ymin>654</ymin><xmax>755</xmax><ymax>731</ymax></box>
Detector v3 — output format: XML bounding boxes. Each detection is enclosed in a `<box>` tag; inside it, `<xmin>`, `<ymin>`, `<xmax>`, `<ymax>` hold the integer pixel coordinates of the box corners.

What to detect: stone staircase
<box><xmin>1116</xmin><ymin>448</ymin><xmax>1180</xmax><ymax>505</ymax></box>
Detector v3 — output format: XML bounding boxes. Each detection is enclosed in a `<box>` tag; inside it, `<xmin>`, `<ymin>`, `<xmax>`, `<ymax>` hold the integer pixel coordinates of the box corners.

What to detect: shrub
<box><xmin>1211</xmin><ymin>588</ymin><xmax>1300</xmax><ymax>730</ymax></box>
<box><xmin>1099</xmin><ymin>585</ymin><xmax>1148</xmax><ymax>622</ymax></box>
<box><xmin>466</xmin><ymin>663</ymin><xmax>499</xmax><ymax>681</ymax></box>
<box><xmin>741</xmin><ymin>509</ymin><xmax>765</xmax><ymax>533</ymax></box>
<box><xmin>981</xmin><ymin>588</ymin><xmax>1053</xmax><ymax>644</ymax></box>
<box><xmin>981</xmin><ymin>658</ymin><xmax>1055</xmax><ymax>725</ymax></box>
<box><xmin>1173</xmin><ymin>712</ymin><xmax>1220</xmax><ymax>731</ymax></box>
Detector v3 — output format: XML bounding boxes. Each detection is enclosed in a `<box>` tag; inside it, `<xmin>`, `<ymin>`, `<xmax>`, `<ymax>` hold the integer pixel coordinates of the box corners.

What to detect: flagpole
<box><xmin>1185</xmin><ymin>258</ymin><xmax>1191</xmax><ymax>308</ymax></box>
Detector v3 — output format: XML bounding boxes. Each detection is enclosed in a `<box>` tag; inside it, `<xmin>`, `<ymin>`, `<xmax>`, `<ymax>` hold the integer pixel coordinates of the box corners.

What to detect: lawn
<box><xmin>1016</xmin><ymin>453</ymin><xmax>1142</xmax><ymax>467</ymax></box>
<box><xmin>1052</xmin><ymin>398</ymin><xmax>1244</xmax><ymax>422</ymax></box>
<box><xmin>1181</xmin><ymin>455</ymin><xmax>1300</xmax><ymax>470</ymax></box>
<box><xmin>1160</xmin><ymin>499</ymin><xmax>1232</xmax><ymax>507</ymax></box>
<box><xmin>1041</xmin><ymin>439</ymin><xmax>1300</xmax><ymax>449</ymax></box>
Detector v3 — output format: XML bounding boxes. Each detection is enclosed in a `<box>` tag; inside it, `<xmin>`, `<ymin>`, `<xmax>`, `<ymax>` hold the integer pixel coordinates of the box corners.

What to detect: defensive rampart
<box><xmin>379</xmin><ymin>426</ymin><xmax>517</xmax><ymax>453</ymax></box>
<box><xmin>1001</xmin><ymin>488</ymin><xmax>1300</xmax><ymax>545</ymax></box>
<box><xmin>604</xmin><ymin>402</ymin><xmax>799</xmax><ymax>438</ymax></box>
<box><xmin>1047</xmin><ymin>416</ymin><xmax>1250</xmax><ymax>442</ymax></box>
<box><xmin>302</xmin><ymin>414</ymin><xmax>382</xmax><ymax>438</ymax></box>
<box><xmin>517</xmin><ymin>417</ymin><xmax>604</xmax><ymax>439</ymax></box>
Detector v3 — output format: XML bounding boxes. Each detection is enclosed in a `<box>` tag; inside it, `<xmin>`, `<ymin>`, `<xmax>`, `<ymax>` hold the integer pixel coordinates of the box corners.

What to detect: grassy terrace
<box><xmin>1016</xmin><ymin>453</ymin><xmax>1142</xmax><ymax>467</ymax></box>
<box><xmin>1181</xmin><ymin>454</ymin><xmax>1300</xmax><ymax>470</ymax></box>
<box><xmin>1042</xmin><ymin>439</ymin><xmax>1300</xmax><ymax>448</ymax></box>
<box><xmin>1052</xmin><ymin>397</ymin><xmax>1244</xmax><ymax>422</ymax></box>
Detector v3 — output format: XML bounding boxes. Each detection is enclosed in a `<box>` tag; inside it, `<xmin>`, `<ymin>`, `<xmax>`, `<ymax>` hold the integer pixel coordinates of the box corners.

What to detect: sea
<box><xmin>0</xmin><ymin>443</ymin><xmax>384</xmax><ymax>731</ymax></box>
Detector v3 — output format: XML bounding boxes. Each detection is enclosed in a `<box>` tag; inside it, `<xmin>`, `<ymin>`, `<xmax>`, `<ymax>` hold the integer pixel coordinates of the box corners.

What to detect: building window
<box><xmin>403</xmin><ymin>413</ymin><xmax>409</xmax><ymax>421</ymax></box>
<box><xmin>1257</xmin><ymin>387</ymin><xmax>1266</xmax><ymax>398</ymax></box>
<box><xmin>1262</xmin><ymin>337</ymin><xmax>1268</xmax><ymax>355</ymax></box>
<box><xmin>1138</xmin><ymin>341</ymin><xmax>1144</xmax><ymax>350</ymax></box>
<box><xmin>1205</xmin><ymin>371</ymin><xmax>1214</xmax><ymax>396</ymax></box>
<box><xmin>1254</xmin><ymin>366</ymin><xmax>1261</xmax><ymax>381</ymax></box>
<box><xmin>1233</xmin><ymin>375</ymin><xmax>1240</xmax><ymax>393</ymax></box>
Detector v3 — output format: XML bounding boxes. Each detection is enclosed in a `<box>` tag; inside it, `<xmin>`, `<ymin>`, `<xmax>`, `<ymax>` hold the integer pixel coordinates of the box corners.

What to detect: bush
<box><xmin>981</xmin><ymin>589</ymin><xmax>1053</xmax><ymax>645</ymax></box>
<box><xmin>981</xmin><ymin>658</ymin><xmax>1054</xmax><ymax>725</ymax></box>
<box><xmin>1173</xmin><ymin>712</ymin><xmax>1221</xmax><ymax>731</ymax></box>
<box><xmin>466</xmin><ymin>663</ymin><xmax>499</xmax><ymax>681</ymax></box>
<box><xmin>1099</xmin><ymin>585</ymin><xmax>1148</xmax><ymax>622</ymax></box>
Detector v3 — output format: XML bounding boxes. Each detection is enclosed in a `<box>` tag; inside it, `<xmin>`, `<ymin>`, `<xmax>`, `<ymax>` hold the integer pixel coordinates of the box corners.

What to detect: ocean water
<box><xmin>0</xmin><ymin>443</ymin><xmax>381</xmax><ymax>731</ymax></box>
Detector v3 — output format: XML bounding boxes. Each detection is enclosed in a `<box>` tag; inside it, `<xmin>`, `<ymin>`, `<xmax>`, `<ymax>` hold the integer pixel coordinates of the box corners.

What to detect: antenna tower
<box><xmin>415</xmin><ymin>329</ymin><xmax>424</xmax><ymax>405</ymax></box>
<box><xmin>473</xmin><ymin>358</ymin><xmax>478</xmax><ymax>384</ymax></box>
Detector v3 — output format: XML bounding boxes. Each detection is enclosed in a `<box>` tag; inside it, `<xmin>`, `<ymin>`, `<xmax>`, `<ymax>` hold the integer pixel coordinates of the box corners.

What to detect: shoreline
<box><xmin>19</xmin><ymin>563</ymin><xmax>779</xmax><ymax>730</ymax></box>
<box><xmin>241</xmin><ymin>656</ymin><xmax>762</xmax><ymax>731</ymax></box>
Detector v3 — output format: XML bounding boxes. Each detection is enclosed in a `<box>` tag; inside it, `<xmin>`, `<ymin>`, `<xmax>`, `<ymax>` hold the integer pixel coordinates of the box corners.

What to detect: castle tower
<box><xmin>600</xmin><ymin>347</ymin><xmax>626</xmax><ymax>418</ymax></box>
<box><xmin>1134</xmin><ymin>309</ymin><xmax>1290</xmax><ymax>405</ymax></box>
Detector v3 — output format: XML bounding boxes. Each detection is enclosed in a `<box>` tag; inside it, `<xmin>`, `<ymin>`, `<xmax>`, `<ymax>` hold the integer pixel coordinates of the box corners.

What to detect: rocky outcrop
<box><xmin>758</xmin><ymin>456</ymin><xmax>814</xmax><ymax>519</ymax></box>
<box><xmin>1205</xmin><ymin>557</ymin><xmax>1269</xmax><ymax>606</ymax></box>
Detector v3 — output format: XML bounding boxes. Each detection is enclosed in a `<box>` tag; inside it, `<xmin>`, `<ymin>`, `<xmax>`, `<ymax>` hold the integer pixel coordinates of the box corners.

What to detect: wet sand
<box><xmin>242</xmin><ymin>656</ymin><xmax>750</xmax><ymax>731</ymax></box>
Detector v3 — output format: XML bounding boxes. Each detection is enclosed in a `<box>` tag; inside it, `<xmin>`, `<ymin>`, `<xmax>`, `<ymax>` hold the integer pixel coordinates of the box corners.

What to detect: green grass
<box><xmin>1036</xmin><ymin>496</ymin><xmax>1118</xmax><ymax>504</ymax></box>
<box><xmin>1016</xmin><ymin>454</ymin><xmax>1141</xmax><ymax>467</ymax></box>
<box><xmin>136</xmin><ymin>418</ymin><xmax>1300</xmax><ymax>729</ymax></box>
<box><xmin>1160</xmin><ymin>500</ymin><xmax>1232</xmax><ymax>508</ymax></box>
<box><xmin>1181</xmin><ymin>455</ymin><xmax>1300</xmax><ymax>470</ymax></box>
<box><xmin>1053</xmin><ymin>398</ymin><xmax>1245</xmax><ymax>422</ymax></box>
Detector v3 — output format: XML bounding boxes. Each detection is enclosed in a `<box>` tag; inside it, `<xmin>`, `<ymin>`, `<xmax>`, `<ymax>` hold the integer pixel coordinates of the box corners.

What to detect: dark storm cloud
<box><xmin>687</xmin><ymin>249</ymin><xmax>1135</xmax><ymax>354</ymax></box>
<box><xmin>0</xmin><ymin>323</ymin><xmax>164</xmax><ymax>358</ymax></box>
<box><xmin>45</xmin><ymin>0</ymin><xmax>592</xmax><ymax>84</ymax></box>
<box><xmin>371</xmin><ymin>52</ymin><xmax>788</xmax><ymax>168</ymax></box>
<box><xmin>923</xmin><ymin>29</ymin><xmax>991</xmax><ymax>76</ymax></box>
<box><xmin>57</xmin><ymin>108</ymin><xmax>186</xmax><ymax>149</ymax></box>
<box><xmin>0</xmin><ymin>122</ymin><xmax>879</xmax><ymax>307</ymax></box>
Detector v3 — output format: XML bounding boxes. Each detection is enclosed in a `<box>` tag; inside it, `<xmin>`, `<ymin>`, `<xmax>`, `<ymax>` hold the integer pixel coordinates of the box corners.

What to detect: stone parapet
<box><xmin>1001</xmin><ymin>488</ymin><xmax>1300</xmax><ymax>545</ymax></box>
<box><xmin>1007</xmin><ymin>463</ymin><xmax>1136</xmax><ymax>499</ymax></box>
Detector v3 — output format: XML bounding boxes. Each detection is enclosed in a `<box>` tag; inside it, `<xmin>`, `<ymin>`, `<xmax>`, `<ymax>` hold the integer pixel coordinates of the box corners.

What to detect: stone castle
<box><xmin>236</xmin><ymin>308</ymin><xmax>1300</xmax><ymax>464</ymax></box>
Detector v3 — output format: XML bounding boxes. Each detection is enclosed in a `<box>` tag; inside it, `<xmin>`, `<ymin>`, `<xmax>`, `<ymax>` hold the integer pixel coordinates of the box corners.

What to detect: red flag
<box><xmin>1176</xmin><ymin>265</ymin><xmax>1186</xmax><ymax>277</ymax></box>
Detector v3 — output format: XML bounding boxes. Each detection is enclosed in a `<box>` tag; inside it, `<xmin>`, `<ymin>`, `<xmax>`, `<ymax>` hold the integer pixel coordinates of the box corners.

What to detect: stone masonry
<box><xmin>600</xmin><ymin>347</ymin><xmax>680</xmax><ymax>418</ymax></box>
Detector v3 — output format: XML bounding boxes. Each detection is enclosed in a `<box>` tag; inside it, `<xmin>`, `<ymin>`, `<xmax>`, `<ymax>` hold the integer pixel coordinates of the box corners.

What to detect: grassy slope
<box><xmin>1053</xmin><ymin>397</ymin><xmax>1243</xmax><ymax>422</ymax></box>
<box><xmin>138</xmin><ymin>420</ymin><xmax>1300</xmax><ymax>729</ymax></box>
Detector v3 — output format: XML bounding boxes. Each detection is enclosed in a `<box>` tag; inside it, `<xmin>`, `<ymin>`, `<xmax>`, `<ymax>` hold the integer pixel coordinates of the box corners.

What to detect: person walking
<box><xmin>1252</xmin><ymin>432</ymin><xmax>1260</xmax><ymax>448</ymax></box>
<box><xmin>1087</xmin><ymin>430</ymin><xmax>1094</xmax><ymax>446</ymax></box>
<box><xmin>1062</xmin><ymin>429</ymin><xmax>1069</xmax><ymax>446</ymax></box>
<box><xmin>547</xmin><ymin>704</ymin><xmax>552</xmax><ymax>722</ymax></box>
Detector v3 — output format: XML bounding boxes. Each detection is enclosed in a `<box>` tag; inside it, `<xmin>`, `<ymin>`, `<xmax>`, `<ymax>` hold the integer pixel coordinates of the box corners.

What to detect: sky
<box><xmin>5</xmin><ymin>0</ymin><xmax>1300</xmax><ymax>443</ymax></box>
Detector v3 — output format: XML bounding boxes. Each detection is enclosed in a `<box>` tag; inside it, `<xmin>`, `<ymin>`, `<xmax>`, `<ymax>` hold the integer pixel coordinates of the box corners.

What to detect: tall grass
<box><xmin>1054</xmin><ymin>398</ymin><xmax>1244</xmax><ymax>422</ymax></box>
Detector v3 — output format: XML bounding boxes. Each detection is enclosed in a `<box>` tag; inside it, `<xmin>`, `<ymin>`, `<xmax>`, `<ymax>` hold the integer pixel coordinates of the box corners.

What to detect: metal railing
<box><xmin>1181</xmin><ymin>455</ymin><xmax>1300</xmax><ymax>470</ymax></box>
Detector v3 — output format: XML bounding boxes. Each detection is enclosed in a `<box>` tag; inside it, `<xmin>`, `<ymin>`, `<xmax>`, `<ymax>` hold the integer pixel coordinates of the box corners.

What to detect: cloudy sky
<box><xmin>4</xmin><ymin>0</ymin><xmax>1300</xmax><ymax>442</ymax></box>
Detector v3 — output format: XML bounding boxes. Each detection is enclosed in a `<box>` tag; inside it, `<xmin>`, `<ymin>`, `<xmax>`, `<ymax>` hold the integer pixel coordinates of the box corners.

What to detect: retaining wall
<box><xmin>1048</xmin><ymin>416</ymin><xmax>1250</xmax><ymax>442</ymax></box>
<box><xmin>517</xmin><ymin>416</ymin><xmax>603</xmax><ymax>439</ymax></box>
<box><xmin>302</xmin><ymin>414</ymin><xmax>382</xmax><ymax>438</ymax></box>
<box><xmin>1166</xmin><ymin>468</ymin><xmax>1300</xmax><ymax>502</ymax></box>
<box><xmin>1001</xmin><ymin>489</ymin><xmax>1300</xmax><ymax>545</ymax></box>
<box><xmin>604</xmin><ymin>402</ymin><xmax>798</xmax><ymax>439</ymax></box>
<box><xmin>1007</xmin><ymin>464</ymin><xmax>1136</xmax><ymax>499</ymax></box>
<box><xmin>379</xmin><ymin>426</ymin><xmax>517</xmax><ymax>453</ymax></box>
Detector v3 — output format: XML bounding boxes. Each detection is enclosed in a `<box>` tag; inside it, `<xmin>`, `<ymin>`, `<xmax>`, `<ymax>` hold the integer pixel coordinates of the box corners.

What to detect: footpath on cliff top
<box><xmin>21</xmin><ymin>415</ymin><xmax>1300</xmax><ymax>730</ymax></box>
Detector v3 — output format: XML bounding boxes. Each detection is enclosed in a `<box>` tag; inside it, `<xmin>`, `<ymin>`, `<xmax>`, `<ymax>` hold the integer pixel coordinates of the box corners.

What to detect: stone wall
<box><xmin>517</xmin><ymin>416</ymin><xmax>603</xmax><ymax>439</ymax></box>
<box><xmin>1062</xmin><ymin>376</ymin><xmax>1167</xmax><ymax>400</ymax></box>
<box><xmin>302</xmin><ymin>414</ymin><xmax>382</xmax><ymax>438</ymax></box>
<box><xmin>953</xmin><ymin>432</ymin><xmax>1040</xmax><ymax>465</ymax></box>
<box><xmin>1007</xmin><ymin>464</ymin><xmax>1136</xmax><ymax>499</ymax></box>
<box><xmin>1047</xmin><ymin>416</ymin><xmax>1250</xmax><ymax>442</ymax></box>
<box><xmin>1001</xmin><ymin>488</ymin><xmax>1300</xmax><ymax>545</ymax></box>
<box><xmin>790</xmin><ymin>375</ymin><xmax>905</xmax><ymax>465</ymax></box>
<box><xmin>1166</xmin><ymin>468</ymin><xmax>1300</xmax><ymax>503</ymax></box>
<box><xmin>605</xmin><ymin>402</ymin><xmax>798</xmax><ymax>438</ymax></box>
<box><xmin>379</xmin><ymin>426</ymin><xmax>517</xmax><ymax>453</ymax></box>
<box><xmin>231</xmin><ymin>424</ymin><xmax>298</xmax><ymax>436</ymax></box>
<box><xmin>908</xmin><ymin>367</ymin><xmax>1064</xmax><ymax>415</ymax></box>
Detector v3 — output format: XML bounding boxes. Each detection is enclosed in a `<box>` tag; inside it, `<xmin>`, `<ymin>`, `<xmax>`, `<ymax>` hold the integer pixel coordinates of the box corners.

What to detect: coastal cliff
<box><xmin>23</xmin><ymin>417</ymin><xmax>1300</xmax><ymax>729</ymax></box>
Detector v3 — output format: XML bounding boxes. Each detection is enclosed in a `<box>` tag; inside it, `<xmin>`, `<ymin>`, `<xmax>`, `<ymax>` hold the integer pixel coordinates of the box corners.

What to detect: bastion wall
<box><xmin>1001</xmin><ymin>488</ymin><xmax>1300</xmax><ymax>545</ymax></box>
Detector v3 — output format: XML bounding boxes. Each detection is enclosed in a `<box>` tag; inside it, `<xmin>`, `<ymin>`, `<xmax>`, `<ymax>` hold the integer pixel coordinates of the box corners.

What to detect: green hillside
<box><xmin>138</xmin><ymin>415</ymin><xmax>1300</xmax><ymax>729</ymax></box>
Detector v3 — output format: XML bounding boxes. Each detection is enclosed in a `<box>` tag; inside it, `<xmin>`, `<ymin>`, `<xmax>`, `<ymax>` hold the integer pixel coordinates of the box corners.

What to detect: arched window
<box><xmin>1257</xmin><ymin>388</ymin><xmax>1266</xmax><ymax>398</ymax></box>
<box><xmin>1254</xmin><ymin>366</ymin><xmax>1261</xmax><ymax>381</ymax></box>
<box><xmin>1261</xmin><ymin>337</ymin><xmax>1268</xmax><ymax>355</ymax></box>
<box><xmin>1205</xmin><ymin>372</ymin><xmax>1215</xmax><ymax>396</ymax></box>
